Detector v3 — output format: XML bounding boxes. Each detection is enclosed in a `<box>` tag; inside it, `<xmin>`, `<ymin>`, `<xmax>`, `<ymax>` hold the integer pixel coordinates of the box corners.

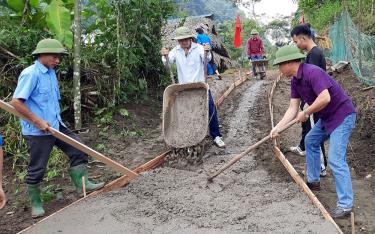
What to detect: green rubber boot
<box><xmin>68</xmin><ymin>164</ymin><xmax>105</xmax><ymax>194</ymax></box>
<box><xmin>27</xmin><ymin>184</ymin><xmax>45</xmax><ymax>218</ymax></box>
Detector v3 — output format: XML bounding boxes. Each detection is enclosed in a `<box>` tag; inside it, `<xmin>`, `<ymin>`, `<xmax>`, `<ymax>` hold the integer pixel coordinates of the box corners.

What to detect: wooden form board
<box><xmin>216</xmin><ymin>74</ymin><xmax>247</xmax><ymax>107</ymax></box>
<box><xmin>99</xmin><ymin>150</ymin><xmax>170</xmax><ymax>193</ymax></box>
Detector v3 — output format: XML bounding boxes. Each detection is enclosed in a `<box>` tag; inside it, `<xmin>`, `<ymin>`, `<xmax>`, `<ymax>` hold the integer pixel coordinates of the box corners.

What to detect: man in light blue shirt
<box><xmin>10</xmin><ymin>39</ymin><xmax>104</xmax><ymax>218</ymax></box>
<box><xmin>161</xmin><ymin>27</ymin><xmax>225</xmax><ymax>148</ymax></box>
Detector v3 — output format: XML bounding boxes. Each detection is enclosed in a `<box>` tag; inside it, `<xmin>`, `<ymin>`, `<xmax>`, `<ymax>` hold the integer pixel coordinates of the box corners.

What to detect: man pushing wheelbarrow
<box><xmin>160</xmin><ymin>26</ymin><xmax>225</xmax><ymax>150</ymax></box>
<box><xmin>246</xmin><ymin>29</ymin><xmax>267</xmax><ymax>79</ymax></box>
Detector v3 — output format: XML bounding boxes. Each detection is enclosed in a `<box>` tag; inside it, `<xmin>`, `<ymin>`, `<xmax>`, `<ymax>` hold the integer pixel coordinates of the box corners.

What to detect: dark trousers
<box><xmin>24</xmin><ymin>124</ymin><xmax>88</xmax><ymax>185</ymax></box>
<box><xmin>208</xmin><ymin>90</ymin><xmax>221</xmax><ymax>138</ymax></box>
<box><xmin>299</xmin><ymin>101</ymin><xmax>327</xmax><ymax>167</ymax></box>
<box><xmin>209</xmin><ymin>51</ymin><xmax>217</xmax><ymax>72</ymax></box>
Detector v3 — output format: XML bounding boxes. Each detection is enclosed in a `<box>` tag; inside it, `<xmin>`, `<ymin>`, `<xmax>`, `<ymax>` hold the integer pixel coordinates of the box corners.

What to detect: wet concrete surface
<box><xmin>24</xmin><ymin>77</ymin><xmax>338</xmax><ymax>234</ymax></box>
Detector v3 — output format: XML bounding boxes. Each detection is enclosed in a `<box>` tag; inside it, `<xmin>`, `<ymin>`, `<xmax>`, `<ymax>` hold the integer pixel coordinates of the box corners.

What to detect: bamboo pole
<box><xmin>0</xmin><ymin>100</ymin><xmax>138</xmax><ymax>178</ymax></box>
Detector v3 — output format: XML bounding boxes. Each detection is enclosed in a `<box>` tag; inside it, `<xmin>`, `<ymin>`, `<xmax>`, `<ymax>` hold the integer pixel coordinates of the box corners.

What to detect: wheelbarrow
<box><xmin>162</xmin><ymin>82</ymin><xmax>209</xmax><ymax>164</ymax></box>
<box><xmin>251</xmin><ymin>59</ymin><xmax>268</xmax><ymax>79</ymax></box>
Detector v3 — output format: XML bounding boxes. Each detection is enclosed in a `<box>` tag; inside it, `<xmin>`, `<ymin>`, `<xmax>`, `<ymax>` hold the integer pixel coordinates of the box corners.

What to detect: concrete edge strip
<box><xmin>268</xmin><ymin>75</ymin><xmax>343</xmax><ymax>234</ymax></box>
<box><xmin>18</xmin><ymin>69</ymin><xmax>249</xmax><ymax>233</ymax></box>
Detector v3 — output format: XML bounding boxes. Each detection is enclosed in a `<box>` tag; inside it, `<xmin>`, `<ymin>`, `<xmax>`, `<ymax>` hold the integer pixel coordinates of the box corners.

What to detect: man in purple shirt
<box><xmin>270</xmin><ymin>45</ymin><xmax>356</xmax><ymax>219</ymax></box>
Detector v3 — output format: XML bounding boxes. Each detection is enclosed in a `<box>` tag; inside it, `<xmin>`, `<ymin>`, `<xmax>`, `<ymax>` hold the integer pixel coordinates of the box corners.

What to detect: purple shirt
<box><xmin>291</xmin><ymin>63</ymin><xmax>356</xmax><ymax>134</ymax></box>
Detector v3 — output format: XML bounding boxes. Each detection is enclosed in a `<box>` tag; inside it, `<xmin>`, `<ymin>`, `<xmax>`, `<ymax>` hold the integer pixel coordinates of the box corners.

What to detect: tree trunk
<box><xmin>73</xmin><ymin>0</ymin><xmax>82</xmax><ymax>129</ymax></box>
<box><xmin>114</xmin><ymin>1</ymin><xmax>122</xmax><ymax>105</ymax></box>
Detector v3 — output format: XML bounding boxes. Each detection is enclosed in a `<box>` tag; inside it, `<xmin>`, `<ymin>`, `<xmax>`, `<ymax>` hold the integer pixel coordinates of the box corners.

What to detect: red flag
<box><xmin>234</xmin><ymin>15</ymin><xmax>242</xmax><ymax>48</ymax></box>
<box><xmin>299</xmin><ymin>11</ymin><xmax>305</xmax><ymax>24</ymax></box>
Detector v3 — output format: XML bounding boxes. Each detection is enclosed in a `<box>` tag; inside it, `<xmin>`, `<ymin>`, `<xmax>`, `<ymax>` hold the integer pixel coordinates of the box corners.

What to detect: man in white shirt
<box><xmin>161</xmin><ymin>27</ymin><xmax>225</xmax><ymax>148</ymax></box>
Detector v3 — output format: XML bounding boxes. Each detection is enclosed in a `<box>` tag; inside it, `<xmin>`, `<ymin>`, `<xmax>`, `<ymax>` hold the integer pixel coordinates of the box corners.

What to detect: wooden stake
<box><xmin>82</xmin><ymin>176</ymin><xmax>86</xmax><ymax>198</ymax></box>
<box><xmin>0</xmin><ymin>100</ymin><xmax>138</xmax><ymax>178</ymax></box>
<box><xmin>208</xmin><ymin>119</ymin><xmax>298</xmax><ymax>181</ymax></box>
<box><xmin>351</xmin><ymin>212</ymin><xmax>355</xmax><ymax>234</ymax></box>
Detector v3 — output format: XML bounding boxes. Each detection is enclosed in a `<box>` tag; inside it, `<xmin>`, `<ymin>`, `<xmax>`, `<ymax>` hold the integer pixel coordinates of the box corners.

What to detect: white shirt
<box><xmin>163</xmin><ymin>43</ymin><xmax>212</xmax><ymax>84</ymax></box>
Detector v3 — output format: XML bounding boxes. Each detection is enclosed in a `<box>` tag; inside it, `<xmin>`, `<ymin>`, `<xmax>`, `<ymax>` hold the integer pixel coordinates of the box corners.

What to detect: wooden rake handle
<box><xmin>0</xmin><ymin>100</ymin><xmax>138</xmax><ymax>178</ymax></box>
<box><xmin>207</xmin><ymin>119</ymin><xmax>298</xmax><ymax>181</ymax></box>
<box><xmin>204</xmin><ymin>50</ymin><xmax>208</xmax><ymax>83</ymax></box>
<box><xmin>164</xmin><ymin>55</ymin><xmax>175</xmax><ymax>84</ymax></box>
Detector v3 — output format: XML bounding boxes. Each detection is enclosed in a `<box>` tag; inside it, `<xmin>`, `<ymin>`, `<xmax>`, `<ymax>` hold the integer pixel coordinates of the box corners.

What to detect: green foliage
<box><xmin>118</xmin><ymin>108</ymin><xmax>129</xmax><ymax>117</ymax></box>
<box><xmin>297</xmin><ymin>0</ymin><xmax>375</xmax><ymax>35</ymax></box>
<box><xmin>173</xmin><ymin>0</ymin><xmax>238</xmax><ymax>23</ymax></box>
<box><xmin>114</xmin><ymin>0</ymin><xmax>174</xmax><ymax>102</ymax></box>
<box><xmin>266</xmin><ymin>18</ymin><xmax>290</xmax><ymax>45</ymax></box>
<box><xmin>6</xmin><ymin>0</ymin><xmax>24</xmax><ymax>12</ymax></box>
<box><xmin>3</xmin><ymin>0</ymin><xmax>73</xmax><ymax>47</ymax></box>
<box><xmin>41</xmin><ymin>184</ymin><xmax>63</xmax><ymax>203</ymax></box>
<box><xmin>45</xmin><ymin>0</ymin><xmax>73</xmax><ymax>48</ymax></box>
<box><xmin>94</xmin><ymin>107</ymin><xmax>114</xmax><ymax>126</ymax></box>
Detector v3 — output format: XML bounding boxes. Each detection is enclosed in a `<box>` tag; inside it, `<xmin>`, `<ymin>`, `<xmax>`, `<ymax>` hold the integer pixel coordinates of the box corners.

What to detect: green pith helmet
<box><xmin>251</xmin><ymin>29</ymin><xmax>259</xmax><ymax>35</ymax></box>
<box><xmin>273</xmin><ymin>45</ymin><xmax>306</xmax><ymax>66</ymax></box>
<box><xmin>32</xmin><ymin>38</ymin><xmax>68</xmax><ymax>55</ymax></box>
<box><xmin>173</xmin><ymin>27</ymin><xmax>196</xmax><ymax>40</ymax></box>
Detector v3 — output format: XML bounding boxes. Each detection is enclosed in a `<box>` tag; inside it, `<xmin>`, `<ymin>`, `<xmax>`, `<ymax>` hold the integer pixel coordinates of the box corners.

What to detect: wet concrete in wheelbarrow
<box><xmin>25</xmin><ymin>78</ymin><xmax>338</xmax><ymax>234</ymax></box>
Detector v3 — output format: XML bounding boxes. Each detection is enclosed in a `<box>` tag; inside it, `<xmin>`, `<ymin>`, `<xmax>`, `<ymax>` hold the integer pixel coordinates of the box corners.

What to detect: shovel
<box><xmin>207</xmin><ymin>119</ymin><xmax>298</xmax><ymax>181</ymax></box>
<box><xmin>204</xmin><ymin>49</ymin><xmax>208</xmax><ymax>83</ymax></box>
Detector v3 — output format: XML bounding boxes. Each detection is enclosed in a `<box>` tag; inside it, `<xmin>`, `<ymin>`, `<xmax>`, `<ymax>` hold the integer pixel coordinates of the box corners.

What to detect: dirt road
<box><xmin>24</xmin><ymin>73</ymin><xmax>337</xmax><ymax>233</ymax></box>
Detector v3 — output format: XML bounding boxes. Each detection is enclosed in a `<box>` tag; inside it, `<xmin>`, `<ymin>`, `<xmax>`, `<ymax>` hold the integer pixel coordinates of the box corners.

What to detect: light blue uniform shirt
<box><xmin>13</xmin><ymin>60</ymin><xmax>65</xmax><ymax>136</ymax></box>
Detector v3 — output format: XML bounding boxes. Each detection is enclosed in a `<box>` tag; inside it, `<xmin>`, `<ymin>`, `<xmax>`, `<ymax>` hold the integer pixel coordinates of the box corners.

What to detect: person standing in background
<box><xmin>196</xmin><ymin>27</ymin><xmax>222</xmax><ymax>80</ymax></box>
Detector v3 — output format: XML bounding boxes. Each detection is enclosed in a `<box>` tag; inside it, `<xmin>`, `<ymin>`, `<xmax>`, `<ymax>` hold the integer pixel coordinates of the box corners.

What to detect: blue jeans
<box><xmin>249</xmin><ymin>55</ymin><xmax>264</xmax><ymax>76</ymax></box>
<box><xmin>305</xmin><ymin>113</ymin><xmax>356</xmax><ymax>208</ymax></box>
<box><xmin>208</xmin><ymin>90</ymin><xmax>221</xmax><ymax>138</ymax></box>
